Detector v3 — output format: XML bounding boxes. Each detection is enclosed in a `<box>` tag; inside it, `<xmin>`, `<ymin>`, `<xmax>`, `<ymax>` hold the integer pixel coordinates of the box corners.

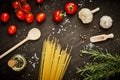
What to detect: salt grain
<box><xmin>60</xmin><ymin>25</ymin><xmax>63</xmax><ymax>28</ymax></box>
<box><xmin>52</xmin><ymin>32</ymin><xmax>55</xmax><ymax>34</ymax></box>
<box><xmin>63</xmin><ymin>29</ymin><xmax>66</xmax><ymax>32</ymax></box>
<box><xmin>78</xmin><ymin>3</ymin><xmax>83</xmax><ymax>7</ymax></box>
<box><xmin>32</xmin><ymin>63</ymin><xmax>36</xmax><ymax>68</ymax></box>
<box><xmin>62</xmin><ymin>18</ymin><xmax>70</xmax><ymax>25</ymax></box>
<box><xmin>27</xmin><ymin>74</ymin><xmax>31</xmax><ymax>76</ymax></box>
<box><xmin>57</xmin><ymin>28</ymin><xmax>61</xmax><ymax>34</ymax></box>
<box><xmin>52</xmin><ymin>28</ymin><xmax>55</xmax><ymax>30</ymax></box>
<box><xmin>74</xmin><ymin>25</ymin><xmax>77</xmax><ymax>28</ymax></box>
<box><xmin>89</xmin><ymin>0</ymin><xmax>92</xmax><ymax>2</ymax></box>
<box><xmin>85</xmin><ymin>43</ymin><xmax>94</xmax><ymax>49</ymax></box>
<box><xmin>70</xmin><ymin>25</ymin><xmax>72</xmax><ymax>27</ymax></box>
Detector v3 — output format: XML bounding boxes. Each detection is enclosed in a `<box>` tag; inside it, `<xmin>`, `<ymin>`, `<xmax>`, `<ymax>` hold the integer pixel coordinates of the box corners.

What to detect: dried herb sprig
<box><xmin>77</xmin><ymin>49</ymin><xmax>120</xmax><ymax>80</ymax></box>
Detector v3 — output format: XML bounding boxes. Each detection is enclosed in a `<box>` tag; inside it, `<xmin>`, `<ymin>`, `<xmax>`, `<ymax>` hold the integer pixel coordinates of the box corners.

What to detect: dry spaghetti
<box><xmin>39</xmin><ymin>37</ymin><xmax>71</xmax><ymax>80</ymax></box>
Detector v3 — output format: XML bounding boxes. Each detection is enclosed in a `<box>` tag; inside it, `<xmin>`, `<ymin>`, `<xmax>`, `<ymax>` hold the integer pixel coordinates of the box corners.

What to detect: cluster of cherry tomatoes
<box><xmin>53</xmin><ymin>2</ymin><xmax>78</xmax><ymax>22</ymax></box>
<box><xmin>0</xmin><ymin>0</ymin><xmax>45</xmax><ymax>35</ymax></box>
<box><xmin>12</xmin><ymin>0</ymin><xmax>45</xmax><ymax>23</ymax></box>
<box><xmin>0</xmin><ymin>1</ymin><xmax>78</xmax><ymax>35</ymax></box>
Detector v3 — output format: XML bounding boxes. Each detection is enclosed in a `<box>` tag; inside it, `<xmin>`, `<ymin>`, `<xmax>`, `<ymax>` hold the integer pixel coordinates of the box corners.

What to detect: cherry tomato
<box><xmin>1</xmin><ymin>12</ymin><xmax>10</xmax><ymax>23</ymax></box>
<box><xmin>16</xmin><ymin>10</ymin><xmax>25</xmax><ymax>20</ymax></box>
<box><xmin>65</xmin><ymin>2</ymin><xmax>77</xmax><ymax>15</ymax></box>
<box><xmin>22</xmin><ymin>3</ymin><xmax>31</xmax><ymax>13</ymax></box>
<box><xmin>25</xmin><ymin>13</ymin><xmax>34</xmax><ymax>23</ymax></box>
<box><xmin>12</xmin><ymin>1</ymin><xmax>21</xmax><ymax>9</ymax></box>
<box><xmin>36</xmin><ymin>13</ymin><xmax>46</xmax><ymax>23</ymax></box>
<box><xmin>19</xmin><ymin>0</ymin><xmax>27</xmax><ymax>3</ymax></box>
<box><xmin>8</xmin><ymin>25</ymin><xmax>17</xmax><ymax>35</ymax></box>
<box><xmin>53</xmin><ymin>10</ymin><xmax>64</xmax><ymax>22</ymax></box>
<box><xmin>36</xmin><ymin>0</ymin><xmax>44</xmax><ymax>3</ymax></box>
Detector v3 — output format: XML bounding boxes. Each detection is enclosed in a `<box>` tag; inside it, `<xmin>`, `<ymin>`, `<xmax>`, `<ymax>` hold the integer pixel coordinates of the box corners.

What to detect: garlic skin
<box><xmin>100</xmin><ymin>16</ymin><xmax>113</xmax><ymax>29</ymax></box>
<box><xmin>78</xmin><ymin>8</ymin><xmax>93</xmax><ymax>24</ymax></box>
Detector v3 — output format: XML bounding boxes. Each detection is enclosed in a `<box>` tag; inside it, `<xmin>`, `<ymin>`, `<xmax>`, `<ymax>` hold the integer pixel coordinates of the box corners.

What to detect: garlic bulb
<box><xmin>100</xmin><ymin>16</ymin><xmax>113</xmax><ymax>29</ymax></box>
<box><xmin>78</xmin><ymin>7</ymin><xmax>100</xmax><ymax>24</ymax></box>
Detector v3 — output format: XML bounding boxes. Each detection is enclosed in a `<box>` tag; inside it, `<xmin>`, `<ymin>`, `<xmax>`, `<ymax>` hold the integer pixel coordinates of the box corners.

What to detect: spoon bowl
<box><xmin>27</xmin><ymin>28</ymin><xmax>41</xmax><ymax>40</ymax></box>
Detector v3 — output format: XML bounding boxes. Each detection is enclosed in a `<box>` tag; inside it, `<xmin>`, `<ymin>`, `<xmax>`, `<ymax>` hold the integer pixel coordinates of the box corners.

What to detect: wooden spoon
<box><xmin>0</xmin><ymin>28</ymin><xmax>41</xmax><ymax>59</ymax></box>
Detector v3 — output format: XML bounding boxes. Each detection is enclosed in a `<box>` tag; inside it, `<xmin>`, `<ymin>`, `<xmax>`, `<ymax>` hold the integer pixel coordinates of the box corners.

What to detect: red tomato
<box><xmin>36</xmin><ymin>0</ymin><xmax>44</xmax><ymax>3</ymax></box>
<box><xmin>64</xmin><ymin>2</ymin><xmax>77</xmax><ymax>15</ymax></box>
<box><xmin>16</xmin><ymin>10</ymin><xmax>25</xmax><ymax>20</ymax></box>
<box><xmin>22</xmin><ymin>3</ymin><xmax>31</xmax><ymax>13</ymax></box>
<box><xmin>25</xmin><ymin>13</ymin><xmax>34</xmax><ymax>23</ymax></box>
<box><xmin>12</xmin><ymin>1</ymin><xmax>21</xmax><ymax>9</ymax></box>
<box><xmin>8</xmin><ymin>25</ymin><xmax>17</xmax><ymax>35</ymax></box>
<box><xmin>36</xmin><ymin>13</ymin><xmax>46</xmax><ymax>23</ymax></box>
<box><xmin>1</xmin><ymin>12</ymin><xmax>10</xmax><ymax>23</ymax></box>
<box><xmin>19</xmin><ymin>0</ymin><xmax>27</xmax><ymax>3</ymax></box>
<box><xmin>53</xmin><ymin>10</ymin><xmax>64</xmax><ymax>22</ymax></box>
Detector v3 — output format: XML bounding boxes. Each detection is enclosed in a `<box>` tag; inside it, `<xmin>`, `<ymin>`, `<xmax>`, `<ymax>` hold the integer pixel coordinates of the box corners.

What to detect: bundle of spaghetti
<box><xmin>39</xmin><ymin>37</ymin><xmax>71</xmax><ymax>80</ymax></box>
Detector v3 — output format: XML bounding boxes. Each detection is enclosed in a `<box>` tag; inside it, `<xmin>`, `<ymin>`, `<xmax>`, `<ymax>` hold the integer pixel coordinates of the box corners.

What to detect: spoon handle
<box><xmin>0</xmin><ymin>38</ymin><xmax>28</xmax><ymax>59</ymax></box>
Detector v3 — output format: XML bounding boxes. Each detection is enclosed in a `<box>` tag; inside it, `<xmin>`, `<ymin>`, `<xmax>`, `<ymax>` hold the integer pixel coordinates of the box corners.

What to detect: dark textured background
<box><xmin>0</xmin><ymin>0</ymin><xmax>120</xmax><ymax>80</ymax></box>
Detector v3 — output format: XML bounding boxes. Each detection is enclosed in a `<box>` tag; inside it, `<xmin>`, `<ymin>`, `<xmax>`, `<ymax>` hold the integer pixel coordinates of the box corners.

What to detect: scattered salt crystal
<box><xmin>78</xmin><ymin>3</ymin><xmax>83</xmax><ymax>7</ymax></box>
<box><xmin>71</xmin><ymin>32</ymin><xmax>73</xmax><ymax>34</ymax></box>
<box><xmin>29</xmin><ymin>60</ymin><xmax>32</xmax><ymax>64</ymax></box>
<box><xmin>89</xmin><ymin>0</ymin><xmax>92</xmax><ymax>2</ymax></box>
<box><xmin>82</xmin><ymin>41</ymin><xmax>85</xmax><ymax>43</ymax></box>
<box><xmin>34</xmin><ymin>53</ymin><xmax>39</xmax><ymax>60</ymax></box>
<box><xmin>60</xmin><ymin>25</ymin><xmax>63</xmax><ymax>28</ymax></box>
<box><xmin>52</xmin><ymin>32</ymin><xmax>55</xmax><ymax>34</ymax></box>
<box><xmin>27</xmin><ymin>74</ymin><xmax>31</xmax><ymax>76</ymax></box>
<box><xmin>70</xmin><ymin>25</ymin><xmax>72</xmax><ymax>27</ymax></box>
<box><xmin>32</xmin><ymin>63</ymin><xmax>36</xmax><ymax>68</ymax></box>
<box><xmin>63</xmin><ymin>29</ymin><xmax>66</xmax><ymax>32</ymax></box>
<box><xmin>52</xmin><ymin>28</ymin><xmax>55</xmax><ymax>30</ymax></box>
<box><xmin>57</xmin><ymin>28</ymin><xmax>61</xmax><ymax>34</ymax></box>
<box><xmin>96</xmin><ymin>46</ymin><xmax>99</xmax><ymax>48</ymax></box>
<box><xmin>62</xmin><ymin>18</ymin><xmax>70</xmax><ymax>25</ymax></box>
<box><xmin>85</xmin><ymin>43</ymin><xmax>94</xmax><ymax>49</ymax></box>
<box><xmin>16</xmin><ymin>35</ymin><xmax>18</xmax><ymax>37</ymax></box>
<box><xmin>83</xmin><ymin>61</ymin><xmax>86</xmax><ymax>64</ymax></box>
<box><xmin>86</xmin><ymin>63</ymin><xmax>89</xmax><ymax>65</ymax></box>
<box><xmin>74</xmin><ymin>25</ymin><xmax>77</xmax><ymax>28</ymax></box>
<box><xmin>88</xmin><ymin>43</ymin><xmax>94</xmax><ymax>49</ymax></box>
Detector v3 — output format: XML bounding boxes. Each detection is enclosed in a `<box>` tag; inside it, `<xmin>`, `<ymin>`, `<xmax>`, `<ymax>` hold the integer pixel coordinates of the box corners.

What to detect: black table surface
<box><xmin>0</xmin><ymin>0</ymin><xmax>120</xmax><ymax>80</ymax></box>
